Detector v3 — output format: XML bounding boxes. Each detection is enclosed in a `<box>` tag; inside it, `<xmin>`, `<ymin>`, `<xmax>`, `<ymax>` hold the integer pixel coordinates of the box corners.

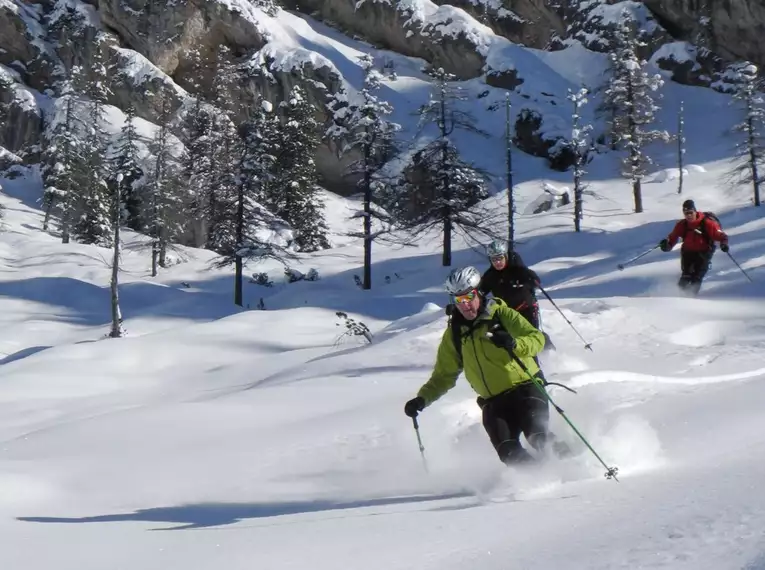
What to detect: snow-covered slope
<box><xmin>2</xmin><ymin>113</ymin><xmax>765</xmax><ymax>569</ymax></box>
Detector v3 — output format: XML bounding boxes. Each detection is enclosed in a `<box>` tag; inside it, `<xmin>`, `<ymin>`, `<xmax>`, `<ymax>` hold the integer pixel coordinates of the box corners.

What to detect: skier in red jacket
<box><xmin>659</xmin><ymin>199</ymin><xmax>729</xmax><ymax>295</ymax></box>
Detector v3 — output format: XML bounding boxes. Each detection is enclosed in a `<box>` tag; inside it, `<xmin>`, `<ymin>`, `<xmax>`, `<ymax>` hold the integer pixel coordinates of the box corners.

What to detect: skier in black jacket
<box><xmin>479</xmin><ymin>240</ymin><xmax>542</xmax><ymax>327</ymax></box>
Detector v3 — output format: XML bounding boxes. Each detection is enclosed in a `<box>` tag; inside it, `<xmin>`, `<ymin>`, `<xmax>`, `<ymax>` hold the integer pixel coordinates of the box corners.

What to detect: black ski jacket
<box><xmin>478</xmin><ymin>252</ymin><xmax>540</xmax><ymax>311</ymax></box>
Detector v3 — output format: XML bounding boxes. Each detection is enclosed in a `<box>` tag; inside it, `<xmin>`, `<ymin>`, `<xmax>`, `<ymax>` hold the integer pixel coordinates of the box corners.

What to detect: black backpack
<box><xmin>687</xmin><ymin>211</ymin><xmax>722</xmax><ymax>248</ymax></box>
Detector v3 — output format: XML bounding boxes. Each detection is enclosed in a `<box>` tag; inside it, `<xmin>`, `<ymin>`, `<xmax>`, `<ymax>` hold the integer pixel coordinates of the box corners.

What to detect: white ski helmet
<box><xmin>486</xmin><ymin>239</ymin><xmax>508</xmax><ymax>258</ymax></box>
<box><xmin>445</xmin><ymin>266</ymin><xmax>482</xmax><ymax>295</ymax></box>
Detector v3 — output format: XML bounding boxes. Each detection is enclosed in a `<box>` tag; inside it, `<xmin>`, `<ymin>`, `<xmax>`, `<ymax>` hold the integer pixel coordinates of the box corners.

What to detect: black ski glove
<box><xmin>720</xmin><ymin>242</ymin><xmax>729</xmax><ymax>253</ymax></box>
<box><xmin>404</xmin><ymin>396</ymin><xmax>425</xmax><ymax>418</ymax></box>
<box><xmin>487</xmin><ymin>324</ymin><xmax>516</xmax><ymax>352</ymax></box>
<box><xmin>445</xmin><ymin>303</ymin><xmax>454</xmax><ymax>316</ymax></box>
<box><xmin>659</xmin><ymin>238</ymin><xmax>671</xmax><ymax>252</ymax></box>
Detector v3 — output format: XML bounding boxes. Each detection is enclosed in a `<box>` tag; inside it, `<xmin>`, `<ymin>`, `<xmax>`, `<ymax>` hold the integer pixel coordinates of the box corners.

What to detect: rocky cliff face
<box><xmin>0</xmin><ymin>0</ymin><xmax>350</xmax><ymax>190</ymax></box>
<box><xmin>642</xmin><ymin>0</ymin><xmax>765</xmax><ymax>67</ymax></box>
<box><xmin>2</xmin><ymin>0</ymin><xmax>764</xmax><ymax>197</ymax></box>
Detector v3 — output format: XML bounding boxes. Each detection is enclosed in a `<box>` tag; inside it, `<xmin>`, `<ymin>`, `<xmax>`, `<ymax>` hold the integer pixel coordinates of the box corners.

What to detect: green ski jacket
<box><xmin>418</xmin><ymin>298</ymin><xmax>545</xmax><ymax>405</ymax></box>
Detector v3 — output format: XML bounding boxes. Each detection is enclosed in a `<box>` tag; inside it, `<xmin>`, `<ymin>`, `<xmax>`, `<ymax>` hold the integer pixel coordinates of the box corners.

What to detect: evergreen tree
<box><xmin>41</xmin><ymin>90</ymin><xmax>87</xmax><ymax>238</ymax></box>
<box><xmin>726</xmin><ymin>62</ymin><xmax>765</xmax><ymax>207</ymax></box>
<box><xmin>601</xmin><ymin>16</ymin><xmax>668</xmax><ymax>213</ymax></box>
<box><xmin>109</xmin><ymin>103</ymin><xmax>145</xmax><ymax>230</ymax></box>
<box><xmin>326</xmin><ymin>54</ymin><xmax>400</xmax><ymax>288</ymax></box>
<box><xmin>206</xmin><ymin>114</ymin><xmax>241</xmax><ymax>252</ymax></box>
<box><xmin>147</xmin><ymin>95</ymin><xmax>184</xmax><ymax>274</ymax></box>
<box><xmin>568</xmin><ymin>87</ymin><xmax>591</xmax><ymax>232</ymax></box>
<box><xmin>216</xmin><ymin>99</ymin><xmax>288</xmax><ymax>306</ymax></box>
<box><xmin>381</xmin><ymin>67</ymin><xmax>492</xmax><ymax>266</ymax></box>
<box><xmin>181</xmin><ymin>95</ymin><xmax>214</xmax><ymax>246</ymax></box>
<box><xmin>204</xmin><ymin>46</ymin><xmax>241</xmax><ymax>252</ymax></box>
<box><xmin>73</xmin><ymin>41</ymin><xmax>113</xmax><ymax>244</ymax></box>
<box><xmin>268</xmin><ymin>85</ymin><xmax>329</xmax><ymax>252</ymax></box>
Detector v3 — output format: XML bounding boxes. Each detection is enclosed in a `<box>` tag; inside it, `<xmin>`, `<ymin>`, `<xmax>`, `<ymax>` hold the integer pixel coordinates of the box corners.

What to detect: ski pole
<box><xmin>412</xmin><ymin>416</ymin><xmax>429</xmax><ymax>473</ymax></box>
<box><xmin>617</xmin><ymin>244</ymin><xmax>660</xmax><ymax>271</ymax></box>
<box><xmin>537</xmin><ymin>286</ymin><xmax>594</xmax><ymax>351</ymax></box>
<box><xmin>726</xmin><ymin>251</ymin><xmax>753</xmax><ymax>282</ymax></box>
<box><xmin>511</xmin><ymin>353</ymin><xmax>619</xmax><ymax>482</ymax></box>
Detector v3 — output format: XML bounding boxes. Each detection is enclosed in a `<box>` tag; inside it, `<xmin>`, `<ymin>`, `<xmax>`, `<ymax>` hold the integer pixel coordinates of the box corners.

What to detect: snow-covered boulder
<box><xmin>525</xmin><ymin>181</ymin><xmax>571</xmax><ymax>215</ymax></box>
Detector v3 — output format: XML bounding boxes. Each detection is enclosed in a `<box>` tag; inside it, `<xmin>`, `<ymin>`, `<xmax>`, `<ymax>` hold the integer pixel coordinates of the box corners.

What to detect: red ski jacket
<box><xmin>666</xmin><ymin>213</ymin><xmax>727</xmax><ymax>252</ymax></box>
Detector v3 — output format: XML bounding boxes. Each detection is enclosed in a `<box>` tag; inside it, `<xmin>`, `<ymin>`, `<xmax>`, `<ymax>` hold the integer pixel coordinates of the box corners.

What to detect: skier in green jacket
<box><xmin>404</xmin><ymin>266</ymin><xmax>553</xmax><ymax>465</ymax></box>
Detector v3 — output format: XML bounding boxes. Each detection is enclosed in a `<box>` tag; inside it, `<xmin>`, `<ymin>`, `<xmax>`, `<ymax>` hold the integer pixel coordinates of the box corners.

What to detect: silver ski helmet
<box><xmin>445</xmin><ymin>266</ymin><xmax>482</xmax><ymax>295</ymax></box>
<box><xmin>486</xmin><ymin>239</ymin><xmax>508</xmax><ymax>259</ymax></box>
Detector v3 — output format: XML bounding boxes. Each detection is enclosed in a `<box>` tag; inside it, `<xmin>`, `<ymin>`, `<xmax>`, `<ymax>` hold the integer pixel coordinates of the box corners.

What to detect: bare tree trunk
<box><xmin>627</xmin><ymin>80</ymin><xmax>643</xmax><ymax>213</ymax></box>
<box><xmin>632</xmin><ymin>178</ymin><xmax>643</xmax><ymax>214</ymax></box>
<box><xmin>362</xmin><ymin>133</ymin><xmax>372</xmax><ymax>290</ymax></box>
<box><xmin>505</xmin><ymin>94</ymin><xmax>515</xmax><ymax>245</ymax></box>
<box><xmin>61</xmin><ymin>215</ymin><xmax>70</xmax><ymax>244</ymax></box>
<box><xmin>110</xmin><ymin>180</ymin><xmax>123</xmax><ymax>338</ymax></box>
<box><xmin>572</xmin><ymin>94</ymin><xmax>583</xmax><ymax>232</ymax></box>
<box><xmin>677</xmin><ymin>101</ymin><xmax>684</xmax><ymax>195</ymax></box>
<box><xmin>234</xmin><ymin>181</ymin><xmax>245</xmax><ymax>307</ymax></box>
<box><xmin>440</xmin><ymin>90</ymin><xmax>451</xmax><ymax>267</ymax></box>
<box><xmin>747</xmin><ymin>115</ymin><xmax>761</xmax><ymax>206</ymax></box>
<box><xmin>43</xmin><ymin>197</ymin><xmax>55</xmax><ymax>231</ymax></box>
<box><xmin>159</xmin><ymin>235</ymin><xmax>167</xmax><ymax>268</ymax></box>
<box><xmin>574</xmin><ymin>164</ymin><xmax>583</xmax><ymax>232</ymax></box>
<box><xmin>151</xmin><ymin>240</ymin><xmax>158</xmax><ymax>277</ymax></box>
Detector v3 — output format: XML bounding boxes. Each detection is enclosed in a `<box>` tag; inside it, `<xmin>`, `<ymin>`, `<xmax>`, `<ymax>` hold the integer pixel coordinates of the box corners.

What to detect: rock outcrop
<box><xmin>430</xmin><ymin>0</ymin><xmax>564</xmax><ymax>49</ymax></box>
<box><xmin>641</xmin><ymin>0</ymin><xmax>765</xmax><ymax>67</ymax></box>
<box><xmin>287</xmin><ymin>0</ymin><xmax>490</xmax><ymax>79</ymax></box>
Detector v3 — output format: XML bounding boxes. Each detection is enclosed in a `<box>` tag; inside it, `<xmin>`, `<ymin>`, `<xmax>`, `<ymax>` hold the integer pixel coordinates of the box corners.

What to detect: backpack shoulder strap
<box><xmin>450</xmin><ymin>314</ymin><xmax>463</xmax><ymax>363</ymax></box>
<box><xmin>450</xmin><ymin>301</ymin><xmax>506</xmax><ymax>363</ymax></box>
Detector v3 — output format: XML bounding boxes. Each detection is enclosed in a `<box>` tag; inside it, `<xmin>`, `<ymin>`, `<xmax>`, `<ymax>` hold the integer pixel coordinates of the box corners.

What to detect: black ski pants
<box><xmin>481</xmin><ymin>382</ymin><xmax>550</xmax><ymax>465</ymax></box>
<box><xmin>679</xmin><ymin>249</ymin><xmax>713</xmax><ymax>294</ymax></box>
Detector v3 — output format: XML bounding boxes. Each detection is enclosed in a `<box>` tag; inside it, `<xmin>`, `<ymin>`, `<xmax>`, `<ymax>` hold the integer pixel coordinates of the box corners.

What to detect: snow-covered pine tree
<box><xmin>147</xmin><ymin>95</ymin><xmax>184</xmax><ymax>275</ymax></box>
<box><xmin>41</xmin><ymin>86</ymin><xmax>87</xmax><ymax>237</ymax></box>
<box><xmin>326</xmin><ymin>54</ymin><xmax>400</xmax><ymax>289</ymax></box>
<box><xmin>180</xmin><ymin>62</ymin><xmax>215</xmax><ymax>247</ymax></box>
<box><xmin>383</xmin><ymin>66</ymin><xmax>491</xmax><ymax>266</ymax></box>
<box><xmin>726</xmin><ymin>63</ymin><xmax>764</xmax><ymax>207</ymax></box>
<box><xmin>216</xmin><ymin>98</ymin><xmax>288</xmax><ymax>306</ymax></box>
<box><xmin>568</xmin><ymin>87</ymin><xmax>591</xmax><ymax>232</ymax></box>
<box><xmin>269</xmin><ymin>85</ymin><xmax>329</xmax><ymax>252</ymax></box>
<box><xmin>677</xmin><ymin>100</ymin><xmax>685</xmax><ymax>194</ymax></box>
<box><xmin>204</xmin><ymin>46</ymin><xmax>242</xmax><ymax>252</ymax></box>
<box><xmin>601</xmin><ymin>15</ymin><xmax>668</xmax><ymax>213</ymax></box>
<box><xmin>206</xmin><ymin>117</ymin><xmax>241</xmax><ymax>253</ymax></box>
<box><xmin>73</xmin><ymin>42</ymin><xmax>113</xmax><ymax>244</ymax></box>
<box><xmin>109</xmin><ymin>102</ymin><xmax>145</xmax><ymax>230</ymax></box>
